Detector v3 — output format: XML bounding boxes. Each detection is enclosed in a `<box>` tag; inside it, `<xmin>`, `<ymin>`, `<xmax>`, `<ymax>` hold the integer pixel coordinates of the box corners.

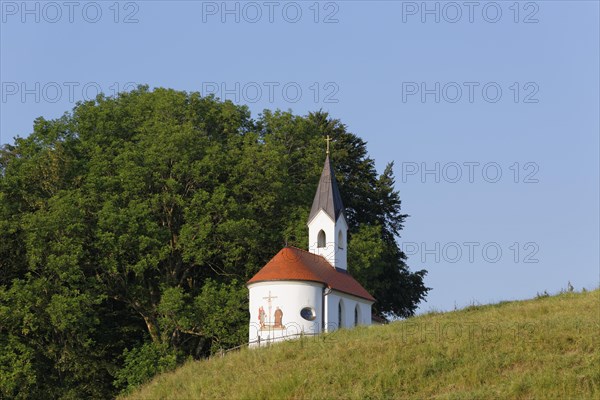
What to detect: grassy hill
<box><xmin>124</xmin><ymin>290</ymin><xmax>599</xmax><ymax>399</ymax></box>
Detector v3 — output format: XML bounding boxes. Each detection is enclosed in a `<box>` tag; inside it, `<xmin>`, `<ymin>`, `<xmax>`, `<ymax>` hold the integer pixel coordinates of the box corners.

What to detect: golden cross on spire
<box><xmin>325</xmin><ymin>135</ymin><xmax>331</xmax><ymax>155</ymax></box>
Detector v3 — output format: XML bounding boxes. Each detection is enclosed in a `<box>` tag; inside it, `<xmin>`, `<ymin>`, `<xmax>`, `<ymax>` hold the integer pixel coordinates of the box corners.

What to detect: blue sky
<box><xmin>1</xmin><ymin>0</ymin><xmax>598</xmax><ymax>313</ymax></box>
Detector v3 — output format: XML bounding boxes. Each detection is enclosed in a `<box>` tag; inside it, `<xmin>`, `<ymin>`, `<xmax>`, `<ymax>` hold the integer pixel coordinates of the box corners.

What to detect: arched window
<box><xmin>338</xmin><ymin>300</ymin><xmax>344</xmax><ymax>329</ymax></box>
<box><xmin>354</xmin><ymin>305</ymin><xmax>360</xmax><ymax>326</ymax></box>
<box><xmin>317</xmin><ymin>230</ymin><xmax>326</xmax><ymax>248</ymax></box>
<box><xmin>338</xmin><ymin>230</ymin><xmax>344</xmax><ymax>249</ymax></box>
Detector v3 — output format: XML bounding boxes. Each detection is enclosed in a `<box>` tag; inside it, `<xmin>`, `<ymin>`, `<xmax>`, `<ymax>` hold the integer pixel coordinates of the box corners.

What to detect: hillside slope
<box><xmin>125</xmin><ymin>290</ymin><xmax>599</xmax><ymax>399</ymax></box>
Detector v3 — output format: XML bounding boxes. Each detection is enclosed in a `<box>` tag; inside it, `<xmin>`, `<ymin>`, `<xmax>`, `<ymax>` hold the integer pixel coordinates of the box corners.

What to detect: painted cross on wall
<box><xmin>259</xmin><ymin>291</ymin><xmax>285</xmax><ymax>330</ymax></box>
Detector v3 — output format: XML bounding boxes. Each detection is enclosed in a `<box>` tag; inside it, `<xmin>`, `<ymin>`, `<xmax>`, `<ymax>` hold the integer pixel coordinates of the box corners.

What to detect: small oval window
<box><xmin>300</xmin><ymin>307</ymin><xmax>316</xmax><ymax>321</ymax></box>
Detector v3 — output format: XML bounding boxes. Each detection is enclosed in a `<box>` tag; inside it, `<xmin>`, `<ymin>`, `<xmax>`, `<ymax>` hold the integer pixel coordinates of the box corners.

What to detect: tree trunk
<box><xmin>142</xmin><ymin>315</ymin><xmax>161</xmax><ymax>343</ymax></box>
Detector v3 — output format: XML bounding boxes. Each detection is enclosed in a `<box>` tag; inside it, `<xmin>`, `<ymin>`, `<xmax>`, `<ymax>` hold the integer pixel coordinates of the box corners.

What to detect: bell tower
<box><xmin>307</xmin><ymin>138</ymin><xmax>348</xmax><ymax>270</ymax></box>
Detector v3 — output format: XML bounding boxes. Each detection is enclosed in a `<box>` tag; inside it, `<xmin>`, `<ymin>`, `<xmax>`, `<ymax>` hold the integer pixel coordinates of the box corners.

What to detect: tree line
<box><xmin>0</xmin><ymin>86</ymin><xmax>429</xmax><ymax>398</ymax></box>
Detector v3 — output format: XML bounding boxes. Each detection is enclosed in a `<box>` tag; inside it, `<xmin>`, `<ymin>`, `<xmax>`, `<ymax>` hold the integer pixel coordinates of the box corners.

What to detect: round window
<box><xmin>300</xmin><ymin>307</ymin><xmax>316</xmax><ymax>321</ymax></box>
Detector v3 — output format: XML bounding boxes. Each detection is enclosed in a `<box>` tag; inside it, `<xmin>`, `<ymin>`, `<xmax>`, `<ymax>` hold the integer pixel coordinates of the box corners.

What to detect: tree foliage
<box><xmin>0</xmin><ymin>86</ymin><xmax>429</xmax><ymax>398</ymax></box>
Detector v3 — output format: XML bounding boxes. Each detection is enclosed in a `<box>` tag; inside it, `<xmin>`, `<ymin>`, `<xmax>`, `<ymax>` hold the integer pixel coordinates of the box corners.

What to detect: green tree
<box><xmin>0</xmin><ymin>87</ymin><xmax>428</xmax><ymax>398</ymax></box>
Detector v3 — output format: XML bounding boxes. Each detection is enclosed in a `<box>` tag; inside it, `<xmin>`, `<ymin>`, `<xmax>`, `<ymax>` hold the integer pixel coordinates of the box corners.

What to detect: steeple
<box><xmin>308</xmin><ymin>155</ymin><xmax>345</xmax><ymax>224</ymax></box>
<box><xmin>307</xmin><ymin>152</ymin><xmax>348</xmax><ymax>270</ymax></box>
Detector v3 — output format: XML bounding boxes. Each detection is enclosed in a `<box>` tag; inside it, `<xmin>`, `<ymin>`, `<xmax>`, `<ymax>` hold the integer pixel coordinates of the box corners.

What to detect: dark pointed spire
<box><xmin>308</xmin><ymin>155</ymin><xmax>345</xmax><ymax>223</ymax></box>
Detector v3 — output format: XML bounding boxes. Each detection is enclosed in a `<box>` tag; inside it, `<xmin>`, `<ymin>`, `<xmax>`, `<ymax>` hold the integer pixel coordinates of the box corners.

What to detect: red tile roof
<box><xmin>247</xmin><ymin>247</ymin><xmax>375</xmax><ymax>302</ymax></box>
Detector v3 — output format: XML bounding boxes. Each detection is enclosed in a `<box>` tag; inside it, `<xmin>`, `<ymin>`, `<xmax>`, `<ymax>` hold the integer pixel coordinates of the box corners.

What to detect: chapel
<box><xmin>247</xmin><ymin>143</ymin><xmax>375</xmax><ymax>345</ymax></box>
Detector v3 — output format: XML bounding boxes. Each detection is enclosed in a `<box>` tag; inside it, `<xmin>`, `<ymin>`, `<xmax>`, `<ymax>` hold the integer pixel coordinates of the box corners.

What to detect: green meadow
<box><xmin>125</xmin><ymin>289</ymin><xmax>599</xmax><ymax>399</ymax></box>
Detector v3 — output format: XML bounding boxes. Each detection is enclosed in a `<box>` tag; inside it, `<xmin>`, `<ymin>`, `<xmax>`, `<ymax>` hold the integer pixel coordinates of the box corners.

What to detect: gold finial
<box><xmin>325</xmin><ymin>135</ymin><xmax>331</xmax><ymax>155</ymax></box>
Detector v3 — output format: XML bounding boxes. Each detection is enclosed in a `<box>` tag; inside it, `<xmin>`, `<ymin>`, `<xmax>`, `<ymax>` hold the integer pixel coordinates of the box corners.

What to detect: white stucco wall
<box><xmin>307</xmin><ymin>210</ymin><xmax>348</xmax><ymax>270</ymax></box>
<box><xmin>324</xmin><ymin>291</ymin><xmax>372</xmax><ymax>332</ymax></box>
<box><xmin>248</xmin><ymin>281</ymin><xmax>324</xmax><ymax>346</ymax></box>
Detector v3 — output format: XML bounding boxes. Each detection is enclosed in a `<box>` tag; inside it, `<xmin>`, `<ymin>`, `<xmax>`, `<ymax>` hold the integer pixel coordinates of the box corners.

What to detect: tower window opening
<box><xmin>317</xmin><ymin>230</ymin><xmax>326</xmax><ymax>248</ymax></box>
<box><xmin>338</xmin><ymin>230</ymin><xmax>343</xmax><ymax>249</ymax></box>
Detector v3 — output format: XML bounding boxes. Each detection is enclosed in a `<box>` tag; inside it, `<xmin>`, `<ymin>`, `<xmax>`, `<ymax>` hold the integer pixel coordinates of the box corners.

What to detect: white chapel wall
<box><xmin>308</xmin><ymin>210</ymin><xmax>336</xmax><ymax>266</ymax></box>
<box><xmin>325</xmin><ymin>291</ymin><xmax>372</xmax><ymax>331</ymax></box>
<box><xmin>308</xmin><ymin>209</ymin><xmax>348</xmax><ymax>271</ymax></box>
<box><xmin>248</xmin><ymin>281</ymin><xmax>323</xmax><ymax>346</ymax></box>
<box><xmin>333</xmin><ymin>216</ymin><xmax>348</xmax><ymax>272</ymax></box>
